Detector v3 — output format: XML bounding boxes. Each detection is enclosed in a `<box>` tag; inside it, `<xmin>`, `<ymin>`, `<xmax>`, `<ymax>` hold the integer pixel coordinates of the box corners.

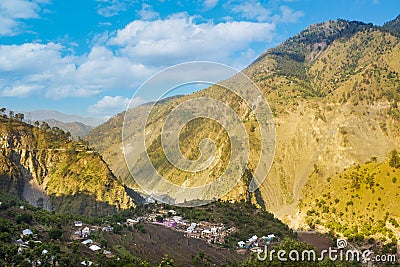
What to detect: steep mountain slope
<box><xmin>0</xmin><ymin>116</ymin><xmax>135</xmax><ymax>216</ymax></box>
<box><xmin>86</xmin><ymin>17</ymin><xmax>400</xmax><ymax>236</ymax></box>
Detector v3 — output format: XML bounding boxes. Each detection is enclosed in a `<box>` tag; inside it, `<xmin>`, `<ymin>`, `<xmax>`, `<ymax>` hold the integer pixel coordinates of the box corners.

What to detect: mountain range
<box><xmin>86</xmin><ymin>15</ymin><xmax>400</xmax><ymax>240</ymax></box>
<box><xmin>0</xmin><ymin>15</ymin><xmax>399</xmax><ymax>242</ymax></box>
<box><xmin>24</xmin><ymin>110</ymin><xmax>104</xmax><ymax>127</ymax></box>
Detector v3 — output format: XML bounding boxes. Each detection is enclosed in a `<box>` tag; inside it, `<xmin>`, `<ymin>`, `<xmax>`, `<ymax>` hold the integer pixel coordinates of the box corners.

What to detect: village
<box><xmin>68</xmin><ymin>205</ymin><xmax>278</xmax><ymax>264</ymax></box>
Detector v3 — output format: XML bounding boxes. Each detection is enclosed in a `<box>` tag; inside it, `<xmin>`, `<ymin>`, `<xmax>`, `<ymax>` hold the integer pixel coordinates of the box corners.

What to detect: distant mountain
<box><xmin>44</xmin><ymin>119</ymin><xmax>93</xmax><ymax>139</ymax></box>
<box><xmin>25</xmin><ymin>110</ymin><xmax>104</xmax><ymax>127</ymax></box>
<box><xmin>87</xmin><ymin>15</ymin><xmax>400</xmax><ymax>240</ymax></box>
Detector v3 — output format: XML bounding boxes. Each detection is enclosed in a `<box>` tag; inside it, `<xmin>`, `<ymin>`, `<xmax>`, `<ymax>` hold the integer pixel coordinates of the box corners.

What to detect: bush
<box><xmin>16</xmin><ymin>213</ymin><xmax>33</xmax><ymax>224</ymax></box>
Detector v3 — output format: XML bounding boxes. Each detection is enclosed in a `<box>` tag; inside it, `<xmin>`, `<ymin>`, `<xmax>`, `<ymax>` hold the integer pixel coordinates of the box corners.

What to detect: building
<box><xmin>102</xmin><ymin>226</ymin><xmax>113</xmax><ymax>232</ymax></box>
<box><xmin>238</xmin><ymin>241</ymin><xmax>246</xmax><ymax>248</ymax></box>
<box><xmin>22</xmin><ymin>229</ymin><xmax>33</xmax><ymax>236</ymax></box>
<box><xmin>168</xmin><ymin>210</ymin><xmax>176</xmax><ymax>215</ymax></box>
<box><xmin>81</xmin><ymin>239</ymin><xmax>93</xmax><ymax>245</ymax></box>
<box><xmin>82</xmin><ymin>227</ymin><xmax>91</xmax><ymax>237</ymax></box>
<box><xmin>89</xmin><ymin>245</ymin><xmax>101</xmax><ymax>251</ymax></box>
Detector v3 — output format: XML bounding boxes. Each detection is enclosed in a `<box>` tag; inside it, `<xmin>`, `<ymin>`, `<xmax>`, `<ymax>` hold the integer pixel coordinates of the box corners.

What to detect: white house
<box><xmin>82</xmin><ymin>227</ymin><xmax>90</xmax><ymax>237</ymax></box>
<box><xmin>262</xmin><ymin>234</ymin><xmax>276</xmax><ymax>242</ymax></box>
<box><xmin>267</xmin><ymin>234</ymin><xmax>275</xmax><ymax>239</ymax></box>
<box><xmin>186</xmin><ymin>222</ymin><xmax>197</xmax><ymax>232</ymax></box>
<box><xmin>81</xmin><ymin>239</ymin><xmax>93</xmax><ymax>245</ymax></box>
<box><xmin>238</xmin><ymin>241</ymin><xmax>246</xmax><ymax>248</ymax></box>
<box><xmin>248</xmin><ymin>235</ymin><xmax>258</xmax><ymax>243</ymax></box>
<box><xmin>127</xmin><ymin>218</ymin><xmax>139</xmax><ymax>225</ymax></box>
<box><xmin>22</xmin><ymin>229</ymin><xmax>33</xmax><ymax>236</ymax></box>
<box><xmin>168</xmin><ymin>210</ymin><xmax>176</xmax><ymax>215</ymax></box>
<box><xmin>81</xmin><ymin>260</ymin><xmax>93</xmax><ymax>266</ymax></box>
<box><xmin>102</xmin><ymin>226</ymin><xmax>113</xmax><ymax>232</ymax></box>
<box><xmin>89</xmin><ymin>244</ymin><xmax>101</xmax><ymax>251</ymax></box>
<box><xmin>74</xmin><ymin>221</ymin><xmax>83</xmax><ymax>227</ymax></box>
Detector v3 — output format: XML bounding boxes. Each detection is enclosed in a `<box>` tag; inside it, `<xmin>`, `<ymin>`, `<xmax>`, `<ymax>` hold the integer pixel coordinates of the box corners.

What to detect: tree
<box><xmin>41</xmin><ymin>121</ymin><xmax>50</xmax><ymax>131</ymax></box>
<box><xmin>389</xmin><ymin>150</ymin><xmax>400</xmax><ymax>168</ymax></box>
<box><xmin>0</xmin><ymin>107</ymin><xmax>5</xmax><ymax>113</ymax></box>
<box><xmin>16</xmin><ymin>213</ymin><xmax>33</xmax><ymax>224</ymax></box>
<box><xmin>15</xmin><ymin>113</ymin><xmax>24</xmax><ymax>122</ymax></box>
<box><xmin>158</xmin><ymin>254</ymin><xmax>174</xmax><ymax>267</ymax></box>
<box><xmin>8</xmin><ymin>110</ymin><xmax>14</xmax><ymax>119</ymax></box>
<box><xmin>34</xmin><ymin>121</ymin><xmax>40</xmax><ymax>127</ymax></box>
<box><xmin>48</xmin><ymin>228</ymin><xmax>63</xmax><ymax>240</ymax></box>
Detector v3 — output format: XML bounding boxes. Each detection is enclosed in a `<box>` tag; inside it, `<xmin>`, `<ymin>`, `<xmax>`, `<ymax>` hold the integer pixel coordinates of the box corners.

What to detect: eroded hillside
<box><xmin>0</xmin><ymin>116</ymin><xmax>135</xmax><ymax>216</ymax></box>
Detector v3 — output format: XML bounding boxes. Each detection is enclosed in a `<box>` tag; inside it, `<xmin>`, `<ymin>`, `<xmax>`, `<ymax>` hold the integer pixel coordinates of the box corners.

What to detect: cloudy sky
<box><xmin>0</xmin><ymin>0</ymin><xmax>398</xmax><ymax>118</ymax></box>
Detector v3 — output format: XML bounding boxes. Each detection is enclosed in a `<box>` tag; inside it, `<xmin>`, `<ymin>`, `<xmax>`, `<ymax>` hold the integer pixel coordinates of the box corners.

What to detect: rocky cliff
<box><xmin>0</xmin><ymin>116</ymin><xmax>135</xmax><ymax>216</ymax></box>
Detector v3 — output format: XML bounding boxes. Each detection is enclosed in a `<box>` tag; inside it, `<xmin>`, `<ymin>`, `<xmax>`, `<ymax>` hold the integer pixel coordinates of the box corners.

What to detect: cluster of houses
<box><xmin>16</xmin><ymin>228</ymin><xmax>56</xmax><ymax>265</ymax></box>
<box><xmin>183</xmin><ymin>221</ymin><xmax>236</xmax><ymax>244</ymax></box>
<box><xmin>132</xmin><ymin>208</ymin><xmax>237</xmax><ymax>244</ymax></box>
<box><xmin>71</xmin><ymin>221</ymin><xmax>115</xmax><ymax>260</ymax></box>
<box><xmin>236</xmin><ymin>234</ymin><xmax>276</xmax><ymax>254</ymax></box>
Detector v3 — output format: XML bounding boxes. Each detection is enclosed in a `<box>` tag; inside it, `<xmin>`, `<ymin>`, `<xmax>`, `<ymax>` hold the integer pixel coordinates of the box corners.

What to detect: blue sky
<box><xmin>0</xmin><ymin>0</ymin><xmax>399</xmax><ymax>118</ymax></box>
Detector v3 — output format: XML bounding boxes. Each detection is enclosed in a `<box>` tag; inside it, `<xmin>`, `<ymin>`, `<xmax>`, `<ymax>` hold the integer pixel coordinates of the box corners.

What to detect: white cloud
<box><xmin>137</xmin><ymin>3</ymin><xmax>159</xmax><ymax>20</ymax></box>
<box><xmin>0</xmin><ymin>43</ymin><xmax>155</xmax><ymax>99</ymax></box>
<box><xmin>2</xmin><ymin>85</ymin><xmax>42</xmax><ymax>97</ymax></box>
<box><xmin>272</xmin><ymin>6</ymin><xmax>304</xmax><ymax>23</ymax></box>
<box><xmin>230</xmin><ymin>0</ymin><xmax>271</xmax><ymax>22</ymax></box>
<box><xmin>0</xmin><ymin>0</ymin><xmax>47</xmax><ymax>35</ymax></box>
<box><xmin>88</xmin><ymin>95</ymin><xmax>145</xmax><ymax>114</ymax></box>
<box><xmin>228</xmin><ymin>1</ymin><xmax>303</xmax><ymax>23</ymax></box>
<box><xmin>108</xmin><ymin>14</ymin><xmax>276</xmax><ymax>67</ymax></box>
<box><xmin>96</xmin><ymin>0</ymin><xmax>132</xmax><ymax>17</ymax></box>
<box><xmin>0</xmin><ymin>13</ymin><xmax>278</xmax><ymax>101</ymax></box>
<box><xmin>204</xmin><ymin>0</ymin><xmax>219</xmax><ymax>10</ymax></box>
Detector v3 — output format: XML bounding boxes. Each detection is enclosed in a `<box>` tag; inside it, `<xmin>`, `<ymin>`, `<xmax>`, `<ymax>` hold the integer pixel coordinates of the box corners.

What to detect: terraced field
<box><xmin>103</xmin><ymin>223</ymin><xmax>245</xmax><ymax>266</ymax></box>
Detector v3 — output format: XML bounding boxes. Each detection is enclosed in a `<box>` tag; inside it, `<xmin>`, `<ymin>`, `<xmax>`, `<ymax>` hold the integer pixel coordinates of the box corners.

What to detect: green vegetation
<box><xmin>300</xmin><ymin>154</ymin><xmax>400</xmax><ymax>242</ymax></box>
<box><xmin>389</xmin><ymin>150</ymin><xmax>400</xmax><ymax>168</ymax></box>
<box><xmin>0</xmin><ymin>189</ymin><xmax>300</xmax><ymax>266</ymax></box>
